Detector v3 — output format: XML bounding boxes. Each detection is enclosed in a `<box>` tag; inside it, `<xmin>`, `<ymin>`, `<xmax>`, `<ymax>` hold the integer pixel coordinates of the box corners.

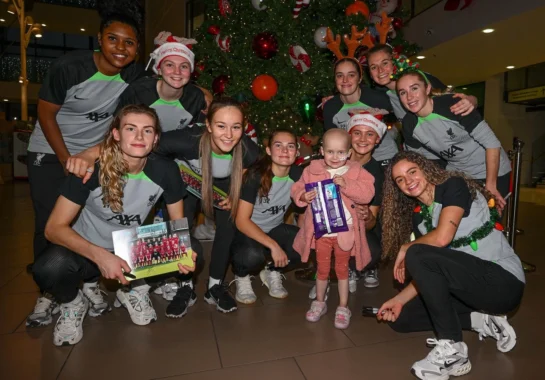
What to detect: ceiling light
<box><xmin>506</xmin><ymin>65</ymin><xmax>515</xmax><ymax>69</ymax></box>
<box><xmin>41</xmin><ymin>23</ymin><xmax>46</xmax><ymax>27</ymax></box>
<box><xmin>447</xmin><ymin>85</ymin><xmax>453</xmax><ymax>88</ymax></box>
<box><xmin>7</xmin><ymin>4</ymin><xmax>15</xmax><ymax>14</ymax></box>
<box><xmin>482</xmin><ymin>28</ymin><xmax>494</xmax><ymax>33</ymax></box>
<box><xmin>13</xmin><ymin>117</ymin><xmax>17</xmax><ymax>120</ymax></box>
<box><xmin>462</xmin><ymin>87</ymin><xmax>467</xmax><ymax>90</ymax></box>
<box><xmin>80</xmin><ymin>28</ymin><xmax>85</xmax><ymax>32</ymax></box>
<box><xmin>0</xmin><ymin>19</ymin><xmax>5</xmax><ymax>22</ymax></box>
<box><xmin>3</xmin><ymin>99</ymin><xmax>8</xmax><ymax>102</ymax></box>
<box><xmin>416</xmin><ymin>55</ymin><xmax>426</xmax><ymax>59</ymax></box>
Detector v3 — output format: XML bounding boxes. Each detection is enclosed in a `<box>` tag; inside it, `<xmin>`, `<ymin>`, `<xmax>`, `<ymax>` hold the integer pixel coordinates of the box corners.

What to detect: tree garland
<box><xmin>416</xmin><ymin>201</ymin><xmax>502</xmax><ymax>251</ymax></box>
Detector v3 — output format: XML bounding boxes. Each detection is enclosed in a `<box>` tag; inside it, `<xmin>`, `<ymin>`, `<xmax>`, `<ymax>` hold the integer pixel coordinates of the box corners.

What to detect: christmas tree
<box><xmin>192</xmin><ymin>0</ymin><xmax>419</xmax><ymax>142</ymax></box>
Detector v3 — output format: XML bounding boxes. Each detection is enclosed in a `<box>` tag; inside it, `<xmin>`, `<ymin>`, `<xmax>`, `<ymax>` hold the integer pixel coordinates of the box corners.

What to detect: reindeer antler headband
<box><xmin>325</xmin><ymin>12</ymin><xmax>392</xmax><ymax>62</ymax></box>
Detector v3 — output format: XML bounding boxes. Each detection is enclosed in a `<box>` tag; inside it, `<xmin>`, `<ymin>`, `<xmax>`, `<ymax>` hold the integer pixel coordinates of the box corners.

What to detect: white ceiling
<box><xmin>411</xmin><ymin>5</ymin><xmax>545</xmax><ymax>86</ymax></box>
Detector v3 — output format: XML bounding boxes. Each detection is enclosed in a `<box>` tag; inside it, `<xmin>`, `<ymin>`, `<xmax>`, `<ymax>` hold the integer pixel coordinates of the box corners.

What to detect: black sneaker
<box><xmin>204</xmin><ymin>283</ymin><xmax>237</xmax><ymax>313</ymax></box>
<box><xmin>165</xmin><ymin>285</ymin><xmax>197</xmax><ymax>318</ymax></box>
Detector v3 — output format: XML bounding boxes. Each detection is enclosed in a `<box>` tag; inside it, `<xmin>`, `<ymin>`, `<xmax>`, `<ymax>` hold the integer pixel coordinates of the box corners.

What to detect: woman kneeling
<box><xmin>378</xmin><ymin>151</ymin><xmax>524</xmax><ymax>380</ymax></box>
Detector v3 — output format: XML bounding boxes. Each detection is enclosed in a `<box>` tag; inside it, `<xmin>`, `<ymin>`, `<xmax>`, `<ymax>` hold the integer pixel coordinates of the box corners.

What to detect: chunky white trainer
<box><xmin>411</xmin><ymin>339</ymin><xmax>471</xmax><ymax>380</ymax></box>
<box><xmin>53</xmin><ymin>291</ymin><xmax>89</xmax><ymax>346</ymax></box>
<box><xmin>260</xmin><ymin>269</ymin><xmax>288</xmax><ymax>299</ymax></box>
<box><xmin>153</xmin><ymin>279</ymin><xmax>180</xmax><ymax>301</ymax></box>
<box><xmin>26</xmin><ymin>293</ymin><xmax>60</xmax><ymax>327</ymax></box>
<box><xmin>114</xmin><ymin>284</ymin><xmax>157</xmax><ymax>326</ymax></box>
<box><xmin>82</xmin><ymin>282</ymin><xmax>111</xmax><ymax>317</ymax></box>
<box><xmin>232</xmin><ymin>275</ymin><xmax>257</xmax><ymax>304</ymax></box>
<box><xmin>471</xmin><ymin>312</ymin><xmax>517</xmax><ymax>353</ymax></box>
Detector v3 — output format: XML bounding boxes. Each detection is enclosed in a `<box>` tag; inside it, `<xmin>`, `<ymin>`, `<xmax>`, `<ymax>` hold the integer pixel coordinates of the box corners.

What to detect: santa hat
<box><xmin>146</xmin><ymin>31</ymin><xmax>197</xmax><ymax>73</ymax></box>
<box><xmin>347</xmin><ymin>112</ymin><xmax>387</xmax><ymax>138</ymax></box>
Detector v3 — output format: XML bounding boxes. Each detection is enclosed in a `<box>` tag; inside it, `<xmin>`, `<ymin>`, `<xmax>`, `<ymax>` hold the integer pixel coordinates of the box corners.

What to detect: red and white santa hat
<box><xmin>146</xmin><ymin>31</ymin><xmax>197</xmax><ymax>73</ymax></box>
<box><xmin>347</xmin><ymin>112</ymin><xmax>387</xmax><ymax>138</ymax></box>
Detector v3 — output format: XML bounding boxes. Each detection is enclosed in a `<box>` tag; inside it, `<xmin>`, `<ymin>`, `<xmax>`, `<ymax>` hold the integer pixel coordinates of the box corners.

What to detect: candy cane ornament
<box><xmin>215</xmin><ymin>34</ymin><xmax>231</xmax><ymax>52</ymax></box>
<box><xmin>293</xmin><ymin>0</ymin><xmax>311</xmax><ymax>19</ymax></box>
<box><xmin>289</xmin><ymin>45</ymin><xmax>312</xmax><ymax>72</ymax></box>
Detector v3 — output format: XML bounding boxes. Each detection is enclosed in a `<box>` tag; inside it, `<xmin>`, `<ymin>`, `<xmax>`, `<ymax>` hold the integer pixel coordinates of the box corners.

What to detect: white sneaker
<box><xmin>153</xmin><ymin>279</ymin><xmax>180</xmax><ymax>301</ymax></box>
<box><xmin>411</xmin><ymin>339</ymin><xmax>471</xmax><ymax>379</ymax></box>
<box><xmin>194</xmin><ymin>222</ymin><xmax>215</xmax><ymax>240</ymax></box>
<box><xmin>349</xmin><ymin>269</ymin><xmax>358</xmax><ymax>294</ymax></box>
<box><xmin>471</xmin><ymin>312</ymin><xmax>517</xmax><ymax>353</ymax></box>
<box><xmin>232</xmin><ymin>275</ymin><xmax>257</xmax><ymax>304</ymax></box>
<box><xmin>26</xmin><ymin>294</ymin><xmax>60</xmax><ymax>327</ymax></box>
<box><xmin>362</xmin><ymin>268</ymin><xmax>380</xmax><ymax>288</ymax></box>
<box><xmin>114</xmin><ymin>284</ymin><xmax>157</xmax><ymax>326</ymax></box>
<box><xmin>53</xmin><ymin>291</ymin><xmax>88</xmax><ymax>346</ymax></box>
<box><xmin>260</xmin><ymin>269</ymin><xmax>288</xmax><ymax>299</ymax></box>
<box><xmin>82</xmin><ymin>282</ymin><xmax>111</xmax><ymax>317</ymax></box>
<box><xmin>309</xmin><ymin>283</ymin><xmax>330</xmax><ymax>301</ymax></box>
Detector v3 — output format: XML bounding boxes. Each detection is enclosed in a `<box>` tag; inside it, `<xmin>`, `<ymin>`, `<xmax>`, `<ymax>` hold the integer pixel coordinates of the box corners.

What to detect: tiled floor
<box><xmin>0</xmin><ymin>181</ymin><xmax>542</xmax><ymax>380</ymax></box>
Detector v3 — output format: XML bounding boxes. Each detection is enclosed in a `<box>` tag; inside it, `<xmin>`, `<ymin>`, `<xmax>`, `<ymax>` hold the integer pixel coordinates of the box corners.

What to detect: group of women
<box><xmin>23</xmin><ymin>2</ymin><xmax>525</xmax><ymax>379</ymax></box>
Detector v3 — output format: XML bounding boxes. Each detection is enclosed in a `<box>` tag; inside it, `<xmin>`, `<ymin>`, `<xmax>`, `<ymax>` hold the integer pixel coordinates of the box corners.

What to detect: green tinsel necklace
<box><xmin>415</xmin><ymin>201</ymin><xmax>502</xmax><ymax>251</ymax></box>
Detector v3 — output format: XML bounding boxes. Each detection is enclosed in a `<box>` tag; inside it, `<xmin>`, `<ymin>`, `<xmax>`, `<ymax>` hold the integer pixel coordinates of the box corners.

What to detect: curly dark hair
<box><xmin>380</xmin><ymin>151</ymin><xmax>494</xmax><ymax>261</ymax></box>
<box><xmin>97</xmin><ymin>0</ymin><xmax>143</xmax><ymax>38</ymax></box>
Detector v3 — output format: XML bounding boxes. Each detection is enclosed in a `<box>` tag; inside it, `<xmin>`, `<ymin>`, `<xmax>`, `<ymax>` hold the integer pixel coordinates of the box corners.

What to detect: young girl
<box><xmin>32</xmin><ymin>105</ymin><xmax>197</xmax><ymax>346</ymax></box>
<box><xmin>395</xmin><ymin>70</ymin><xmax>511</xmax><ymax>209</ymax></box>
<box><xmin>231</xmin><ymin>129</ymin><xmax>303</xmax><ymax>304</ymax></box>
<box><xmin>291</xmin><ymin>128</ymin><xmax>375</xmax><ymax>329</ymax></box>
<box><xmin>378</xmin><ymin>151</ymin><xmax>524</xmax><ymax>379</ymax></box>
<box><xmin>26</xmin><ymin>0</ymin><xmax>144</xmax><ymax>328</ymax></box>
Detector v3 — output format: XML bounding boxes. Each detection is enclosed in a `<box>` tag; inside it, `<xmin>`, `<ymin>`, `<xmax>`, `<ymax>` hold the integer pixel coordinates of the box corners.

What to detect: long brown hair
<box><xmin>199</xmin><ymin>97</ymin><xmax>245</xmax><ymax>219</ymax></box>
<box><xmin>381</xmin><ymin>151</ymin><xmax>493</xmax><ymax>261</ymax></box>
<box><xmin>99</xmin><ymin>104</ymin><xmax>161</xmax><ymax>213</ymax></box>
<box><xmin>245</xmin><ymin>129</ymin><xmax>297</xmax><ymax>202</ymax></box>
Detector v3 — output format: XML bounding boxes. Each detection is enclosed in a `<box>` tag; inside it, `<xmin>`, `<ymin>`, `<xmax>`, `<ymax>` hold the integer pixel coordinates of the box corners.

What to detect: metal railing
<box><xmin>530</xmin><ymin>133</ymin><xmax>545</xmax><ymax>187</ymax></box>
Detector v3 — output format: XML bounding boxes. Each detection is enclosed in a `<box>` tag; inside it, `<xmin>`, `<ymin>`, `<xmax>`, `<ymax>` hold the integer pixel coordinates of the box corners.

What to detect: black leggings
<box><xmin>389</xmin><ymin>244</ymin><xmax>524</xmax><ymax>342</ymax></box>
<box><xmin>27</xmin><ymin>152</ymin><xmax>66</xmax><ymax>261</ymax></box>
<box><xmin>33</xmin><ymin>236</ymin><xmax>203</xmax><ymax>304</ymax></box>
<box><xmin>231</xmin><ymin>223</ymin><xmax>301</xmax><ymax>277</ymax></box>
<box><xmin>184</xmin><ymin>193</ymin><xmax>236</xmax><ymax>281</ymax></box>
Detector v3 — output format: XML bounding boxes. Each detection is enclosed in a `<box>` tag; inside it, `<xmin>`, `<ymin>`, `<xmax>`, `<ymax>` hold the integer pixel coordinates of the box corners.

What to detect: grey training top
<box><xmin>402</xmin><ymin>94</ymin><xmax>511</xmax><ymax>179</ymax></box>
<box><xmin>413</xmin><ymin>177</ymin><xmax>524</xmax><ymax>283</ymax></box>
<box><xmin>29</xmin><ymin>50</ymin><xmax>143</xmax><ymax>155</ymax></box>
<box><xmin>60</xmin><ymin>154</ymin><xmax>186</xmax><ymax>251</ymax></box>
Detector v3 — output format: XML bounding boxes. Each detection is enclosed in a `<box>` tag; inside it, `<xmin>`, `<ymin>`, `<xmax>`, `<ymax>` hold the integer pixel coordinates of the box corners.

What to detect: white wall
<box><xmin>484</xmin><ymin>73</ymin><xmax>545</xmax><ymax>185</ymax></box>
<box><xmin>405</xmin><ymin>0</ymin><xmax>545</xmax><ymax>50</ymax></box>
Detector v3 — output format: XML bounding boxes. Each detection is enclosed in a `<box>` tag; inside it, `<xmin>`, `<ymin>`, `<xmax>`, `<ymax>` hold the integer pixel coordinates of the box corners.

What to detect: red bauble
<box><xmin>218</xmin><ymin>0</ymin><xmax>232</xmax><ymax>17</ymax></box>
<box><xmin>414</xmin><ymin>205</ymin><xmax>422</xmax><ymax>213</ymax></box>
<box><xmin>494</xmin><ymin>222</ymin><xmax>504</xmax><ymax>231</ymax></box>
<box><xmin>207</xmin><ymin>25</ymin><xmax>220</xmax><ymax>35</ymax></box>
<box><xmin>191</xmin><ymin>61</ymin><xmax>206</xmax><ymax>80</ymax></box>
<box><xmin>345</xmin><ymin>1</ymin><xmax>370</xmax><ymax>18</ymax></box>
<box><xmin>212</xmin><ymin>75</ymin><xmax>229</xmax><ymax>95</ymax></box>
<box><xmin>393</xmin><ymin>45</ymin><xmax>404</xmax><ymax>55</ymax></box>
<box><xmin>392</xmin><ymin>17</ymin><xmax>403</xmax><ymax>30</ymax></box>
<box><xmin>252</xmin><ymin>32</ymin><xmax>279</xmax><ymax>60</ymax></box>
<box><xmin>251</xmin><ymin>75</ymin><xmax>278</xmax><ymax>101</ymax></box>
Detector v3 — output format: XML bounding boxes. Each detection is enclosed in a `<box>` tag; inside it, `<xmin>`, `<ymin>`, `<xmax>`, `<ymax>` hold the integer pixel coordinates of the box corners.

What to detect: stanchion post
<box><xmin>507</xmin><ymin>138</ymin><xmax>536</xmax><ymax>272</ymax></box>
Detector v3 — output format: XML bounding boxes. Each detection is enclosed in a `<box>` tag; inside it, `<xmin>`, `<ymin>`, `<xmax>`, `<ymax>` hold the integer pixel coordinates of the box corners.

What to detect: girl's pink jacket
<box><xmin>291</xmin><ymin>159</ymin><xmax>375</xmax><ymax>271</ymax></box>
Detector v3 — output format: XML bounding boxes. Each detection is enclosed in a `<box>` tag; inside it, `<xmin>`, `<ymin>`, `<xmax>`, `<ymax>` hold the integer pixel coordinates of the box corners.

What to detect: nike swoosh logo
<box><xmin>74</xmin><ymin>95</ymin><xmax>87</xmax><ymax>100</ymax></box>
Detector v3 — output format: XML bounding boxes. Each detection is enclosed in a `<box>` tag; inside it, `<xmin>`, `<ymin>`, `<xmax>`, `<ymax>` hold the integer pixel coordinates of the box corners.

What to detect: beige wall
<box><xmin>484</xmin><ymin>73</ymin><xmax>545</xmax><ymax>185</ymax></box>
<box><xmin>145</xmin><ymin>0</ymin><xmax>187</xmax><ymax>58</ymax></box>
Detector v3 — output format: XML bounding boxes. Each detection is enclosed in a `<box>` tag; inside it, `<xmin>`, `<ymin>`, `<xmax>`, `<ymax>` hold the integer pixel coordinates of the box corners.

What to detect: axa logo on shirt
<box><xmin>86</xmin><ymin>112</ymin><xmax>110</xmax><ymax>122</ymax></box>
<box><xmin>147</xmin><ymin>194</ymin><xmax>158</xmax><ymax>207</ymax></box>
<box><xmin>262</xmin><ymin>205</ymin><xmax>286</xmax><ymax>215</ymax></box>
<box><xmin>107</xmin><ymin>214</ymin><xmax>142</xmax><ymax>226</ymax></box>
<box><xmin>439</xmin><ymin>144</ymin><xmax>464</xmax><ymax>159</ymax></box>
